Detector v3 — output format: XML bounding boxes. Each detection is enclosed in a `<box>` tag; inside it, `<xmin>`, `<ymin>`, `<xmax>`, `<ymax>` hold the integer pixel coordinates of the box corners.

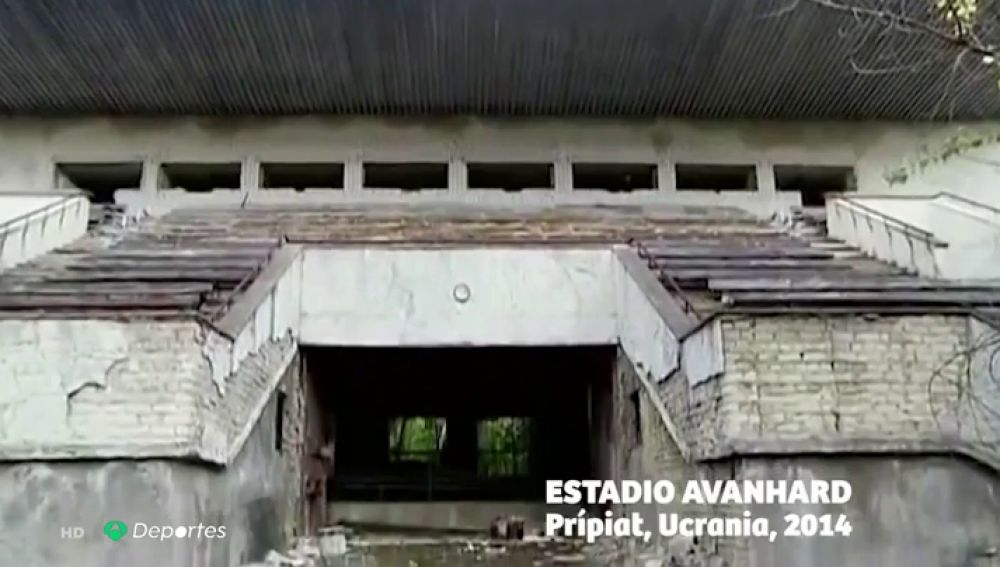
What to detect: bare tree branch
<box><xmin>803</xmin><ymin>0</ymin><xmax>998</xmax><ymax>58</ymax></box>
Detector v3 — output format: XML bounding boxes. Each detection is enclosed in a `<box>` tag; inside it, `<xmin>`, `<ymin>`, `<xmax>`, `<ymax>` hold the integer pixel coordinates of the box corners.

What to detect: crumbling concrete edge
<box><xmin>201</xmin><ymin>245</ymin><xmax>304</xmax><ymax>395</ymax></box>
<box><xmin>0</xmin><ymin>442</ymin><xmax>196</xmax><ymax>461</ymax></box>
<box><xmin>223</xmin><ymin>338</ymin><xmax>298</xmax><ymax>466</ymax></box>
<box><xmin>613</xmin><ymin>246</ymin><xmax>725</xmax><ymax>464</ymax></box>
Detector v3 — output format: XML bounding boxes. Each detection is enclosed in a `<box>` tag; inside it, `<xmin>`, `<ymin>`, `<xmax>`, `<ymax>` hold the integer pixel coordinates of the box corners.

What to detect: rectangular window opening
<box><xmin>388</xmin><ymin>417</ymin><xmax>447</xmax><ymax>463</ymax></box>
<box><xmin>774</xmin><ymin>165</ymin><xmax>856</xmax><ymax>207</ymax></box>
<box><xmin>55</xmin><ymin>162</ymin><xmax>143</xmax><ymax>204</ymax></box>
<box><xmin>573</xmin><ymin>163</ymin><xmax>656</xmax><ymax>192</ymax></box>
<box><xmin>675</xmin><ymin>163</ymin><xmax>757</xmax><ymax>192</ymax></box>
<box><xmin>261</xmin><ymin>162</ymin><xmax>344</xmax><ymax>191</ymax></box>
<box><xmin>275</xmin><ymin>391</ymin><xmax>287</xmax><ymax>453</ymax></box>
<box><xmin>629</xmin><ymin>390</ymin><xmax>642</xmax><ymax>446</ymax></box>
<box><xmin>477</xmin><ymin>417</ymin><xmax>532</xmax><ymax>478</ymax></box>
<box><xmin>364</xmin><ymin>162</ymin><xmax>448</xmax><ymax>191</ymax></box>
<box><xmin>159</xmin><ymin>162</ymin><xmax>241</xmax><ymax>192</ymax></box>
<box><xmin>467</xmin><ymin>162</ymin><xmax>554</xmax><ymax>191</ymax></box>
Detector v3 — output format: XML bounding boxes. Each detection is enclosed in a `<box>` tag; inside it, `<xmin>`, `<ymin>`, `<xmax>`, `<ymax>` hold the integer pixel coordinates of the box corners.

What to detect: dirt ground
<box><xmin>326</xmin><ymin>531</ymin><xmax>628</xmax><ymax>567</ymax></box>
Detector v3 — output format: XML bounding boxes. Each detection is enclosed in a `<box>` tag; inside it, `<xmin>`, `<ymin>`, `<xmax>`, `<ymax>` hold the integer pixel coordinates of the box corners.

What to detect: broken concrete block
<box><xmin>319</xmin><ymin>532</ymin><xmax>347</xmax><ymax>557</ymax></box>
<box><xmin>264</xmin><ymin>550</ymin><xmax>307</xmax><ymax>567</ymax></box>
<box><xmin>295</xmin><ymin>537</ymin><xmax>321</xmax><ymax>559</ymax></box>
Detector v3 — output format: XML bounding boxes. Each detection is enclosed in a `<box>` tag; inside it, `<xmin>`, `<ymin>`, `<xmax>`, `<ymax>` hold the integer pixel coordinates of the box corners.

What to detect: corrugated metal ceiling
<box><xmin>0</xmin><ymin>0</ymin><xmax>996</xmax><ymax>119</ymax></box>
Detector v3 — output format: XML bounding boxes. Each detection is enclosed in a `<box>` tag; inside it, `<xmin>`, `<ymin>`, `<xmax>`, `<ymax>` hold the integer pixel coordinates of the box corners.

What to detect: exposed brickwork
<box><xmin>639</xmin><ymin>315</ymin><xmax>1000</xmax><ymax>565</ymax></box>
<box><xmin>660</xmin><ymin>368</ymin><xmax>722</xmax><ymax>459</ymax></box>
<box><xmin>199</xmin><ymin>334</ymin><xmax>296</xmax><ymax>458</ymax></box>
<box><xmin>279</xmin><ymin>354</ymin><xmax>307</xmax><ymax>540</ymax></box>
<box><xmin>718</xmin><ymin>315</ymin><xmax>965</xmax><ymax>448</ymax></box>
<box><xmin>0</xmin><ymin>318</ymin><xmax>303</xmax><ymax>468</ymax></box>
<box><xmin>0</xmin><ymin>320</ymin><xmax>207</xmax><ymax>457</ymax></box>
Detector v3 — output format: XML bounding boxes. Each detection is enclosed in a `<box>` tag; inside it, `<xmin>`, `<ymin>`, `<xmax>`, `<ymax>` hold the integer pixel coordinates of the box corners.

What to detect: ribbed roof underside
<box><xmin>0</xmin><ymin>0</ymin><xmax>998</xmax><ymax>119</ymax></box>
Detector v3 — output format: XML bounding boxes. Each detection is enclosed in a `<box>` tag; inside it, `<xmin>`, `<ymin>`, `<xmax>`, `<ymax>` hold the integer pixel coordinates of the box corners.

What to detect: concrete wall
<box><xmin>0</xmin><ymin>116</ymin><xmax>997</xmax><ymax>209</ymax></box>
<box><xmin>828</xmin><ymin>194</ymin><xmax>1000</xmax><ymax>279</ymax></box>
<box><xmin>0</xmin><ymin>387</ymin><xmax>299</xmax><ymax>567</ymax></box>
<box><xmin>0</xmin><ymin>320</ymin><xmax>209</xmax><ymax>459</ymax></box>
<box><xmin>300</xmin><ymin>247</ymin><xmax>618</xmax><ymax>346</ymax></box>
<box><xmin>0</xmin><ymin>315</ymin><xmax>300</xmax><ymax>466</ymax></box>
<box><xmin>0</xmin><ymin>193</ymin><xmax>89</xmax><ymax>271</ymax></box>
<box><xmin>738</xmin><ymin>456</ymin><xmax>1000</xmax><ymax>567</ymax></box>
<box><xmin>328</xmin><ymin>502</ymin><xmax>576</xmax><ymax>533</ymax></box>
<box><xmin>612</xmin><ymin>324</ymin><xmax>1000</xmax><ymax>566</ymax></box>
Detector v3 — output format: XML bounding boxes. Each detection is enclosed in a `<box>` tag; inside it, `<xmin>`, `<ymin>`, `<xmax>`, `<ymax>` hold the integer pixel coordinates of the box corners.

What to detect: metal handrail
<box><xmin>630</xmin><ymin>238</ymin><xmax>701</xmax><ymax>318</ymax></box>
<box><xmin>0</xmin><ymin>195</ymin><xmax>84</xmax><ymax>237</ymax></box>
<box><xmin>832</xmin><ymin>198</ymin><xmax>947</xmax><ymax>247</ymax></box>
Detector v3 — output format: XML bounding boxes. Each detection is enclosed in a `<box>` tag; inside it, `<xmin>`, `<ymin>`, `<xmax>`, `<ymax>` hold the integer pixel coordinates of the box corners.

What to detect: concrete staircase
<box><xmin>0</xmin><ymin>192</ymin><xmax>89</xmax><ymax>272</ymax></box>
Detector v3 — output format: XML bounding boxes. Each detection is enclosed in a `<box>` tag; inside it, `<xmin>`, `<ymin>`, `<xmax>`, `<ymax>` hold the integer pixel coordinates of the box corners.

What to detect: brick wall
<box><xmin>0</xmin><ymin>319</ymin><xmax>207</xmax><ymax>458</ymax></box>
<box><xmin>278</xmin><ymin>352</ymin><xmax>307</xmax><ymax>540</ymax></box>
<box><xmin>614</xmin><ymin>349</ymin><xmax>727</xmax><ymax>563</ymax></box>
<box><xmin>0</xmin><ymin>318</ymin><xmax>304</xmax><ymax>470</ymax></box>
<box><xmin>633</xmin><ymin>314</ymin><xmax>1000</xmax><ymax>565</ymax></box>
<box><xmin>714</xmin><ymin>315</ymin><xmax>996</xmax><ymax>460</ymax></box>
<box><xmin>198</xmin><ymin>334</ymin><xmax>296</xmax><ymax>461</ymax></box>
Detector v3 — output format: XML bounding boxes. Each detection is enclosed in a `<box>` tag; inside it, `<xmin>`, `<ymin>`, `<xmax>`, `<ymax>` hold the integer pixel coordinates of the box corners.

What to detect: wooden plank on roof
<box><xmin>664</xmin><ymin>269</ymin><xmax>873</xmax><ymax>290</ymax></box>
<box><xmin>653</xmin><ymin>258</ymin><xmax>849</xmax><ymax>270</ymax></box>
<box><xmin>644</xmin><ymin>247</ymin><xmax>832</xmax><ymax>259</ymax></box>
<box><xmin>43</xmin><ymin>269</ymin><xmax>252</xmax><ymax>283</ymax></box>
<box><xmin>0</xmin><ymin>294</ymin><xmax>203</xmax><ymax>310</ymax></box>
<box><xmin>64</xmin><ymin>259</ymin><xmax>264</xmax><ymax>271</ymax></box>
<box><xmin>112</xmin><ymin>239</ymin><xmax>280</xmax><ymax>249</ymax></box>
<box><xmin>95</xmin><ymin>249</ymin><xmax>274</xmax><ymax>259</ymax></box>
<box><xmin>0</xmin><ymin>282</ymin><xmax>214</xmax><ymax>295</ymax></box>
<box><xmin>663</xmin><ymin>267</ymin><xmax>854</xmax><ymax>280</ymax></box>
<box><xmin>724</xmin><ymin>290</ymin><xmax>1000</xmax><ymax>304</ymax></box>
<box><xmin>709</xmin><ymin>277</ymin><xmax>1000</xmax><ymax>292</ymax></box>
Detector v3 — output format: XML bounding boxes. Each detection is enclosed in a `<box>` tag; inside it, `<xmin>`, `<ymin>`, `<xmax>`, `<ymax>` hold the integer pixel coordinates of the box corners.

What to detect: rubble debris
<box><xmin>489</xmin><ymin>515</ymin><xmax>526</xmax><ymax>540</ymax></box>
<box><xmin>317</xmin><ymin>526</ymin><xmax>349</xmax><ymax>557</ymax></box>
<box><xmin>551</xmin><ymin>553</ymin><xmax>586</xmax><ymax>563</ymax></box>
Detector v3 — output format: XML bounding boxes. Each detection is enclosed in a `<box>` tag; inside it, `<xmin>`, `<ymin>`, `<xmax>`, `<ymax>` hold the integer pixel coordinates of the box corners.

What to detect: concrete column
<box><xmin>448</xmin><ymin>158</ymin><xmax>467</xmax><ymax>193</ymax></box>
<box><xmin>554</xmin><ymin>153</ymin><xmax>572</xmax><ymax>192</ymax></box>
<box><xmin>756</xmin><ymin>160</ymin><xmax>776</xmax><ymax>194</ymax></box>
<box><xmin>241</xmin><ymin>156</ymin><xmax>261</xmax><ymax>193</ymax></box>
<box><xmin>140</xmin><ymin>157</ymin><xmax>159</xmax><ymax>195</ymax></box>
<box><xmin>344</xmin><ymin>153</ymin><xmax>363</xmax><ymax>193</ymax></box>
<box><xmin>40</xmin><ymin>159</ymin><xmax>57</xmax><ymax>191</ymax></box>
<box><xmin>657</xmin><ymin>154</ymin><xmax>676</xmax><ymax>192</ymax></box>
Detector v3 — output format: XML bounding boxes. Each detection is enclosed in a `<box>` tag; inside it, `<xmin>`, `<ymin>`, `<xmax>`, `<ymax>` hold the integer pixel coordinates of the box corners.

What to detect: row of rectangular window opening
<box><xmin>57</xmin><ymin>161</ymin><xmax>856</xmax><ymax>205</ymax></box>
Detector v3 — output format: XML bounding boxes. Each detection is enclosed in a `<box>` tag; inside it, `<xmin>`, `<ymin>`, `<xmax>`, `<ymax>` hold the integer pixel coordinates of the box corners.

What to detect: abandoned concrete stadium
<box><xmin>2</xmin><ymin>1</ymin><xmax>1000</xmax><ymax>566</ymax></box>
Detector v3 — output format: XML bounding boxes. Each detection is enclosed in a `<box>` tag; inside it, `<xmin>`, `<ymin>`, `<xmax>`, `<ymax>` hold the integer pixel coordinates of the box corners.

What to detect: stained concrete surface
<box><xmin>741</xmin><ymin>456</ymin><xmax>1000</xmax><ymax>567</ymax></box>
<box><xmin>310</xmin><ymin>532</ymin><xmax>623</xmax><ymax>567</ymax></box>
<box><xmin>0</xmin><ymin>395</ymin><xmax>292</xmax><ymax>567</ymax></box>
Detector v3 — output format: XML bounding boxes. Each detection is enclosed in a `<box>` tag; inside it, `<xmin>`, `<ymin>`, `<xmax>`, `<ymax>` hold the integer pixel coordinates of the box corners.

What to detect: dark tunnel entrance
<box><xmin>301</xmin><ymin>345</ymin><xmax>617</xmax><ymax>531</ymax></box>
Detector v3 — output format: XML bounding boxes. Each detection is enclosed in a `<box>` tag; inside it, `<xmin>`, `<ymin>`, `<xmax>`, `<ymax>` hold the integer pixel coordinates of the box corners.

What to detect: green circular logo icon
<box><xmin>103</xmin><ymin>520</ymin><xmax>128</xmax><ymax>542</ymax></box>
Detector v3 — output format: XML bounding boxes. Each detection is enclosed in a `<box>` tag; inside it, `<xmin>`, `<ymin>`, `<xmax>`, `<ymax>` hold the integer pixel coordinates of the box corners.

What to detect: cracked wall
<box><xmin>0</xmin><ymin>390</ymin><xmax>297</xmax><ymax>567</ymax></box>
<box><xmin>300</xmin><ymin>247</ymin><xmax>618</xmax><ymax>346</ymax></box>
<box><xmin>713</xmin><ymin>315</ymin><xmax>998</xmax><ymax>461</ymax></box>
<box><xmin>0</xmin><ymin>338</ymin><xmax>304</xmax><ymax>567</ymax></box>
<box><xmin>643</xmin><ymin>313</ymin><xmax>1000</xmax><ymax>566</ymax></box>
<box><xmin>0</xmin><ymin>320</ymin><xmax>207</xmax><ymax>459</ymax></box>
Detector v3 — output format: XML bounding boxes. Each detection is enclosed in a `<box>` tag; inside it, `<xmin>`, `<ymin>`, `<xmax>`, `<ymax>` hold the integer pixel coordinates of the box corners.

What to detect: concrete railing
<box><xmin>202</xmin><ymin>245</ymin><xmax>305</xmax><ymax>396</ymax></box>
<box><xmin>827</xmin><ymin>197</ymin><xmax>945</xmax><ymax>278</ymax></box>
<box><xmin>0</xmin><ymin>192</ymin><xmax>89</xmax><ymax>271</ymax></box>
